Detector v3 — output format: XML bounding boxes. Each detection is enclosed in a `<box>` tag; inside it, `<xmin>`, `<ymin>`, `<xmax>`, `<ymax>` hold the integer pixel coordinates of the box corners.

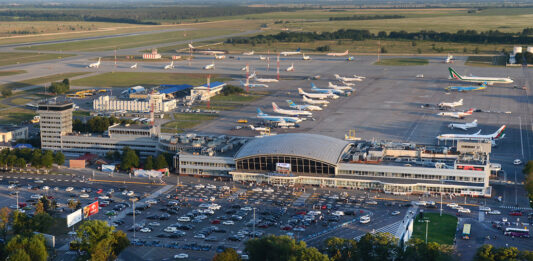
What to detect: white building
<box><xmin>0</xmin><ymin>125</ymin><xmax>29</xmax><ymax>143</ymax></box>
<box><xmin>93</xmin><ymin>93</ymin><xmax>176</xmax><ymax>113</ymax></box>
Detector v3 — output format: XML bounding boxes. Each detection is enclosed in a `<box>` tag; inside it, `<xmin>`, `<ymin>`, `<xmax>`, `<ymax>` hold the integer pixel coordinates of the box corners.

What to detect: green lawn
<box><xmin>0</xmin><ymin>70</ymin><xmax>26</xmax><ymax>77</ymax></box>
<box><xmin>0</xmin><ymin>72</ymin><xmax>90</xmax><ymax>91</ymax></box>
<box><xmin>465</xmin><ymin>56</ymin><xmax>507</xmax><ymax>67</ymax></box>
<box><xmin>0</xmin><ymin>107</ymin><xmax>36</xmax><ymax>124</ymax></box>
<box><xmin>193</xmin><ymin>92</ymin><xmax>268</xmax><ymax>111</ymax></box>
<box><xmin>10</xmin><ymin>97</ymin><xmax>33</xmax><ymax>105</ymax></box>
<box><xmin>412</xmin><ymin>213</ymin><xmax>458</xmax><ymax>245</ymax></box>
<box><xmin>73</xmin><ymin>111</ymin><xmax>91</xmax><ymax>117</ymax></box>
<box><xmin>0</xmin><ymin>52</ymin><xmax>75</xmax><ymax>67</ymax></box>
<box><xmin>72</xmin><ymin>72</ymin><xmax>230</xmax><ymax>88</ymax></box>
<box><xmin>161</xmin><ymin>113</ymin><xmax>219</xmax><ymax>133</ymax></box>
<box><xmin>375</xmin><ymin>58</ymin><xmax>429</xmax><ymax>66</ymax></box>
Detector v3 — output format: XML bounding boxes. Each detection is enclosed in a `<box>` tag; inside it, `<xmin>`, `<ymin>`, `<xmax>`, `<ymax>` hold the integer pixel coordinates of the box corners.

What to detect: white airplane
<box><xmin>249</xmin><ymin>125</ymin><xmax>269</xmax><ymax>132</ymax></box>
<box><xmin>164</xmin><ymin>61</ymin><xmax>174</xmax><ymax>70</ymax></box>
<box><xmin>298</xmin><ymin>88</ymin><xmax>338</xmax><ymax>100</ymax></box>
<box><xmin>303</xmin><ymin>95</ymin><xmax>329</xmax><ymax>106</ymax></box>
<box><xmin>256</xmin><ymin>108</ymin><xmax>302</xmax><ymax>123</ymax></box>
<box><xmin>247</xmin><ymin>71</ymin><xmax>256</xmax><ymax>80</ymax></box>
<box><xmin>448</xmin><ymin>67</ymin><xmax>513</xmax><ymax>85</ymax></box>
<box><xmin>302</xmin><ymin>54</ymin><xmax>311</xmax><ymax>60</ymax></box>
<box><xmin>437</xmin><ymin>125</ymin><xmax>506</xmax><ymax>142</ymax></box>
<box><xmin>254</xmin><ymin>75</ymin><xmax>278</xmax><ymax>83</ymax></box>
<box><xmin>88</xmin><ymin>57</ymin><xmax>101</xmax><ymax>68</ymax></box>
<box><xmin>311</xmin><ymin>83</ymin><xmax>344</xmax><ymax>95</ymax></box>
<box><xmin>437</xmin><ymin>108</ymin><xmax>474</xmax><ymax>119</ymax></box>
<box><xmin>281</xmin><ymin>48</ymin><xmax>301</xmax><ymax>56</ymax></box>
<box><xmin>327</xmin><ymin>50</ymin><xmax>349</xmax><ymax>57</ymax></box>
<box><xmin>241</xmin><ymin>66</ymin><xmax>247</xmax><ymax>71</ymax></box>
<box><xmin>286</xmin><ymin>64</ymin><xmax>294</xmax><ymax>72</ymax></box>
<box><xmin>203</xmin><ymin>62</ymin><xmax>215</xmax><ymax>70</ymax></box>
<box><xmin>130</xmin><ymin>63</ymin><xmax>137</xmax><ymax>69</ymax></box>
<box><xmin>438</xmin><ymin>99</ymin><xmax>463</xmax><ymax>108</ymax></box>
<box><xmin>448</xmin><ymin>119</ymin><xmax>478</xmax><ymax>130</ymax></box>
<box><xmin>243</xmin><ymin>50</ymin><xmax>254</xmax><ymax>56</ymax></box>
<box><xmin>341</xmin><ymin>81</ymin><xmax>355</xmax><ymax>87</ymax></box>
<box><xmin>215</xmin><ymin>54</ymin><xmax>226</xmax><ymax>60</ymax></box>
<box><xmin>286</xmin><ymin>100</ymin><xmax>322</xmax><ymax>111</ymax></box>
<box><xmin>328</xmin><ymin>82</ymin><xmax>354</xmax><ymax>91</ymax></box>
<box><xmin>188</xmin><ymin>44</ymin><xmax>226</xmax><ymax>55</ymax></box>
<box><xmin>353</xmin><ymin>75</ymin><xmax>366</xmax><ymax>79</ymax></box>
<box><xmin>272</xmin><ymin>102</ymin><xmax>312</xmax><ymax>117</ymax></box>
<box><xmin>240</xmin><ymin>80</ymin><xmax>268</xmax><ymax>88</ymax></box>
<box><xmin>259</xmin><ymin>55</ymin><xmax>267</xmax><ymax>61</ymax></box>
<box><xmin>188</xmin><ymin>43</ymin><xmax>195</xmax><ymax>49</ymax></box>
<box><xmin>445</xmin><ymin>54</ymin><xmax>454</xmax><ymax>64</ymax></box>
<box><xmin>334</xmin><ymin>74</ymin><xmax>363</xmax><ymax>82</ymax></box>
<box><xmin>276</xmin><ymin>120</ymin><xmax>296</xmax><ymax>128</ymax></box>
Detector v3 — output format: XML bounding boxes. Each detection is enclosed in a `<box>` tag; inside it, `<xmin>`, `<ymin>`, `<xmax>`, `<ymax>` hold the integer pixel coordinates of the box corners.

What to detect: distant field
<box><xmin>412</xmin><ymin>213</ymin><xmax>457</xmax><ymax>245</ymax></box>
<box><xmin>0</xmin><ymin>21</ymin><xmax>131</xmax><ymax>37</ymax></box>
<box><xmin>375</xmin><ymin>58</ymin><xmax>428</xmax><ymax>66</ymax></box>
<box><xmin>0</xmin><ymin>107</ymin><xmax>36</xmax><ymax>124</ymax></box>
<box><xmin>0</xmin><ymin>52</ymin><xmax>75</xmax><ymax>67</ymax></box>
<box><xmin>0</xmin><ymin>72</ymin><xmax>89</xmax><ymax>92</ymax></box>
<box><xmin>161</xmin><ymin>113</ymin><xmax>219</xmax><ymax>133</ymax></box>
<box><xmin>72</xmin><ymin>72</ymin><xmax>230</xmax><ymax>87</ymax></box>
<box><xmin>0</xmin><ymin>70</ymin><xmax>26</xmax><ymax>77</ymax></box>
<box><xmin>193</xmin><ymin>91</ymin><xmax>268</xmax><ymax>111</ymax></box>
<box><xmin>465</xmin><ymin>56</ymin><xmax>507</xmax><ymax>67</ymax></box>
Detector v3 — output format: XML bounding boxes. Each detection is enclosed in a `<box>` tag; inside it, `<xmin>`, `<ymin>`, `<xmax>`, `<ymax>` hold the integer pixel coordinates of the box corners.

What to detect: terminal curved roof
<box><xmin>235</xmin><ymin>133</ymin><xmax>350</xmax><ymax>165</ymax></box>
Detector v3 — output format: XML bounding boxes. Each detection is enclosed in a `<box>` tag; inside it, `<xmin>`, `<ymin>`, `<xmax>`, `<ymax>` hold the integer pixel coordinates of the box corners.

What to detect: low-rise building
<box><xmin>0</xmin><ymin>125</ymin><xmax>29</xmax><ymax>143</ymax></box>
<box><xmin>93</xmin><ymin>93</ymin><xmax>176</xmax><ymax>113</ymax></box>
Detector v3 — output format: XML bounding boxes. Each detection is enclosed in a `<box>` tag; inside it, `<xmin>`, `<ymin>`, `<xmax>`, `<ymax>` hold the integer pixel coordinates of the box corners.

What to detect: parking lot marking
<box><xmin>89</xmin><ymin>179</ymin><xmax>167</xmax><ymax>186</ymax></box>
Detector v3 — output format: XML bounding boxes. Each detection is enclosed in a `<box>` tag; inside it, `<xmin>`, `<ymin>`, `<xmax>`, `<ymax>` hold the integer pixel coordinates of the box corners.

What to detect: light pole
<box><xmin>440</xmin><ymin>180</ymin><xmax>444</xmax><ymax>216</ymax></box>
<box><xmin>252</xmin><ymin>207</ymin><xmax>256</xmax><ymax>238</ymax></box>
<box><xmin>425</xmin><ymin>220</ymin><xmax>431</xmax><ymax>244</ymax></box>
<box><xmin>15</xmin><ymin>191</ymin><xmax>19</xmax><ymax>211</ymax></box>
<box><xmin>131</xmin><ymin>198</ymin><xmax>138</xmax><ymax>240</ymax></box>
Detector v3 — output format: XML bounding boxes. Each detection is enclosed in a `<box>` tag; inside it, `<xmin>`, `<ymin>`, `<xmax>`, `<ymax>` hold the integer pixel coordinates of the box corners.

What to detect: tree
<box><xmin>41</xmin><ymin>150</ymin><xmax>54</xmax><ymax>168</ymax></box>
<box><xmin>7</xmin><ymin>249</ymin><xmax>31</xmax><ymax>261</ymax></box>
<box><xmin>324</xmin><ymin>237</ymin><xmax>358</xmax><ymax>261</ymax></box>
<box><xmin>1</xmin><ymin>89</ymin><xmax>12</xmax><ymax>97</ymax></box>
<box><xmin>153</xmin><ymin>154</ymin><xmax>168</xmax><ymax>169</ymax></box>
<box><xmin>0</xmin><ymin>207</ymin><xmax>11</xmax><ymax>241</ymax></box>
<box><xmin>15</xmin><ymin>158</ymin><xmax>26</xmax><ymax>168</ymax></box>
<box><xmin>11</xmin><ymin>211</ymin><xmax>32</xmax><ymax>235</ymax></box>
<box><xmin>5</xmin><ymin>234</ymin><xmax>47</xmax><ymax>261</ymax></box>
<box><xmin>120</xmin><ymin>147</ymin><xmax>139</xmax><ymax>171</ymax></box>
<box><xmin>144</xmin><ymin>156</ymin><xmax>153</xmax><ymax>170</ymax></box>
<box><xmin>245</xmin><ymin>235</ymin><xmax>328</xmax><ymax>261</ymax></box>
<box><xmin>357</xmin><ymin>232</ymin><xmax>398</xmax><ymax>261</ymax></box>
<box><xmin>30</xmin><ymin>213</ymin><xmax>53</xmax><ymax>233</ymax></box>
<box><xmin>74</xmin><ymin>220</ymin><xmax>130</xmax><ymax>260</ymax></box>
<box><xmin>213</xmin><ymin>248</ymin><xmax>241</xmax><ymax>261</ymax></box>
<box><xmin>400</xmin><ymin>238</ymin><xmax>453</xmax><ymax>261</ymax></box>
<box><xmin>54</xmin><ymin>151</ymin><xmax>65</xmax><ymax>166</ymax></box>
<box><xmin>35</xmin><ymin>201</ymin><xmax>45</xmax><ymax>214</ymax></box>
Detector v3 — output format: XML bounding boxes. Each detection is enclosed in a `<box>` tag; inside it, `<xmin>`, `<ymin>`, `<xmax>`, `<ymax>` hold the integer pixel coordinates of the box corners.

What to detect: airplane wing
<box><xmin>473</xmin><ymin>130</ymin><xmax>482</xmax><ymax>135</ymax></box>
<box><xmin>455</xmin><ymin>125</ymin><xmax>467</xmax><ymax>131</ymax></box>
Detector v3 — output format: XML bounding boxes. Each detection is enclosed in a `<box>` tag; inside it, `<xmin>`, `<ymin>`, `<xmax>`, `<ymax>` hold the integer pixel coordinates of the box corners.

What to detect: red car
<box><xmin>18</xmin><ymin>203</ymin><xmax>27</xmax><ymax>208</ymax></box>
<box><xmin>295</xmin><ymin>211</ymin><xmax>307</xmax><ymax>215</ymax></box>
<box><xmin>321</xmin><ymin>205</ymin><xmax>327</xmax><ymax>210</ymax></box>
<box><xmin>281</xmin><ymin>226</ymin><xmax>293</xmax><ymax>231</ymax></box>
<box><xmin>211</xmin><ymin>219</ymin><xmax>221</xmax><ymax>224</ymax></box>
<box><xmin>509</xmin><ymin>211</ymin><xmax>523</xmax><ymax>216</ymax></box>
<box><xmin>96</xmin><ymin>189</ymin><xmax>103</xmax><ymax>194</ymax></box>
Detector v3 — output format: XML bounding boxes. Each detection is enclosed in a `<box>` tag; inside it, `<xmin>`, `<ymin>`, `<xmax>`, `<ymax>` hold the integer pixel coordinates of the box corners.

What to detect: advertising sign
<box><xmin>83</xmin><ymin>201</ymin><xmax>99</xmax><ymax>219</ymax></box>
<box><xmin>276</xmin><ymin>163</ymin><xmax>291</xmax><ymax>172</ymax></box>
<box><xmin>67</xmin><ymin>209</ymin><xmax>82</xmax><ymax>227</ymax></box>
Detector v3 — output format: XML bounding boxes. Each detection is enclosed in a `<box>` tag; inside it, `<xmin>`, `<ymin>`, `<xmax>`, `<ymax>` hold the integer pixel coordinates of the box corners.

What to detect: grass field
<box><xmin>161</xmin><ymin>113</ymin><xmax>219</xmax><ymax>133</ymax></box>
<box><xmin>18</xmin><ymin>29</ymin><xmax>239</xmax><ymax>52</ymax></box>
<box><xmin>0</xmin><ymin>107</ymin><xmax>36</xmax><ymax>124</ymax></box>
<box><xmin>0</xmin><ymin>72</ymin><xmax>89</xmax><ymax>92</ymax></box>
<box><xmin>375</xmin><ymin>58</ymin><xmax>428</xmax><ymax>66</ymax></box>
<box><xmin>0</xmin><ymin>21</ymin><xmax>131</xmax><ymax>37</ymax></box>
<box><xmin>72</xmin><ymin>72</ymin><xmax>230</xmax><ymax>88</ymax></box>
<box><xmin>0</xmin><ymin>70</ymin><xmax>26</xmax><ymax>77</ymax></box>
<box><xmin>193</xmin><ymin>92</ymin><xmax>268</xmax><ymax>111</ymax></box>
<box><xmin>412</xmin><ymin>213</ymin><xmax>458</xmax><ymax>245</ymax></box>
<box><xmin>73</xmin><ymin>111</ymin><xmax>91</xmax><ymax>117</ymax></box>
<box><xmin>0</xmin><ymin>52</ymin><xmax>75</xmax><ymax>67</ymax></box>
<box><xmin>465</xmin><ymin>56</ymin><xmax>507</xmax><ymax>67</ymax></box>
<box><xmin>10</xmin><ymin>97</ymin><xmax>34</xmax><ymax>105</ymax></box>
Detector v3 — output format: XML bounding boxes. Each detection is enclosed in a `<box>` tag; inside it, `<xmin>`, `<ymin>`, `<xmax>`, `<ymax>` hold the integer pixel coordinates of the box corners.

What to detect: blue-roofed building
<box><xmin>158</xmin><ymin>84</ymin><xmax>193</xmax><ymax>95</ymax></box>
<box><xmin>190</xmin><ymin>81</ymin><xmax>227</xmax><ymax>101</ymax></box>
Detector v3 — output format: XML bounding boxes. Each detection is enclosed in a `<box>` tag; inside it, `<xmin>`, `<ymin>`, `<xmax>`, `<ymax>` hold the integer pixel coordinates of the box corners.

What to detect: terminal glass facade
<box><xmin>236</xmin><ymin>155</ymin><xmax>336</xmax><ymax>175</ymax></box>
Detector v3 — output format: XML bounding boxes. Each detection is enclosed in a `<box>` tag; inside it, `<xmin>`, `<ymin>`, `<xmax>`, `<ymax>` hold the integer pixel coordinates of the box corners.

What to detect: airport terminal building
<box><xmin>175</xmin><ymin>133</ymin><xmax>493</xmax><ymax>197</ymax></box>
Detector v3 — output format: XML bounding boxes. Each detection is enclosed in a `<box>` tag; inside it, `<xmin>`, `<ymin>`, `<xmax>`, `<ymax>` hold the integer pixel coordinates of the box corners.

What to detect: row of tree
<box><xmin>227</xmin><ymin>28</ymin><xmax>533</xmax><ymax>46</ymax></box>
<box><xmin>73</xmin><ymin>116</ymin><xmax>135</xmax><ymax>134</ymax></box>
<box><xmin>0</xmin><ymin>148</ymin><xmax>64</xmax><ymax>169</ymax></box>
<box><xmin>105</xmin><ymin>146</ymin><xmax>169</xmax><ymax>171</ymax></box>
<box><xmin>70</xmin><ymin>220</ymin><xmax>130</xmax><ymax>260</ymax></box>
<box><xmin>475</xmin><ymin>244</ymin><xmax>533</xmax><ymax>261</ymax></box>
<box><xmin>523</xmin><ymin>161</ymin><xmax>533</xmax><ymax>208</ymax></box>
<box><xmin>329</xmin><ymin>14</ymin><xmax>404</xmax><ymax>21</ymax></box>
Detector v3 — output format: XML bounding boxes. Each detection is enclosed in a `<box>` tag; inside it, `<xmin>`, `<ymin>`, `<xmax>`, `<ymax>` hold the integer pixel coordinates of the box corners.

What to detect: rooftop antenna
<box><xmin>276</xmin><ymin>53</ymin><xmax>280</xmax><ymax>81</ymax></box>
<box><xmin>207</xmin><ymin>75</ymin><xmax>211</xmax><ymax>109</ymax></box>
<box><xmin>245</xmin><ymin>64</ymin><xmax>250</xmax><ymax>93</ymax></box>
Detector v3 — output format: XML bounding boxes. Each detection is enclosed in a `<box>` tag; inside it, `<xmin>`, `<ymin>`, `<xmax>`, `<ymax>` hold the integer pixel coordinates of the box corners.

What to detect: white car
<box><xmin>446</xmin><ymin>203</ymin><xmax>459</xmax><ymax>208</ymax></box>
<box><xmin>194</xmin><ymin>184</ymin><xmax>205</xmax><ymax>189</ymax></box>
<box><xmin>206</xmin><ymin>184</ymin><xmax>217</xmax><ymax>189</ymax></box>
<box><xmin>223</xmin><ymin>220</ymin><xmax>235</xmax><ymax>225</ymax></box>
<box><xmin>308</xmin><ymin>211</ymin><xmax>321</xmax><ymax>216</ymax></box>
<box><xmin>34</xmin><ymin>180</ymin><xmax>44</xmax><ymax>184</ymax></box>
<box><xmin>194</xmin><ymin>234</ymin><xmax>205</xmax><ymax>239</ymax></box>
<box><xmin>415</xmin><ymin>201</ymin><xmax>427</xmax><ymax>206</ymax></box>
<box><xmin>221</xmin><ymin>186</ymin><xmax>230</xmax><ymax>191</ymax></box>
<box><xmin>252</xmin><ymin>188</ymin><xmax>262</xmax><ymax>192</ymax></box>
<box><xmin>366</xmin><ymin>201</ymin><xmax>378</xmax><ymax>205</ymax></box>
<box><xmin>174</xmin><ymin>253</ymin><xmax>189</xmax><ymax>259</ymax></box>
<box><xmin>145</xmin><ymin>199</ymin><xmax>157</xmax><ymax>205</ymax></box>
<box><xmin>488</xmin><ymin>210</ymin><xmax>501</xmax><ymax>215</ymax></box>
<box><xmin>164</xmin><ymin>227</ymin><xmax>177</xmax><ymax>233</ymax></box>
<box><xmin>416</xmin><ymin>74</ymin><xmax>424</xmax><ymax>78</ymax></box>
<box><xmin>148</xmin><ymin>222</ymin><xmax>160</xmax><ymax>226</ymax></box>
<box><xmin>99</xmin><ymin>195</ymin><xmax>110</xmax><ymax>200</ymax></box>
<box><xmin>140</xmin><ymin>227</ymin><xmax>152</xmax><ymax>233</ymax></box>
<box><xmin>264</xmin><ymin>188</ymin><xmax>274</xmax><ymax>193</ymax></box>
<box><xmin>360</xmin><ymin>215</ymin><xmax>371</xmax><ymax>224</ymax></box>
<box><xmin>391</xmin><ymin>211</ymin><xmax>401</xmax><ymax>216</ymax></box>
<box><xmin>332</xmin><ymin>211</ymin><xmax>345</xmax><ymax>216</ymax></box>
<box><xmin>65</xmin><ymin>187</ymin><xmax>74</xmax><ymax>192</ymax></box>
<box><xmin>42</xmin><ymin>186</ymin><xmax>50</xmax><ymax>190</ymax></box>
<box><xmin>80</xmin><ymin>194</ymin><xmax>89</xmax><ymax>198</ymax></box>
<box><xmin>502</xmin><ymin>217</ymin><xmax>508</xmax><ymax>222</ymax></box>
<box><xmin>8</xmin><ymin>184</ymin><xmax>16</xmax><ymax>189</ymax></box>
<box><xmin>458</xmin><ymin>208</ymin><xmax>471</xmax><ymax>213</ymax></box>
<box><xmin>30</xmin><ymin>194</ymin><xmax>42</xmax><ymax>199</ymax></box>
<box><xmin>127</xmin><ymin>191</ymin><xmax>134</xmax><ymax>197</ymax></box>
<box><xmin>514</xmin><ymin>159</ymin><xmax>522</xmax><ymax>165</ymax></box>
<box><xmin>241</xmin><ymin>207</ymin><xmax>252</xmax><ymax>211</ymax></box>
<box><xmin>178</xmin><ymin>216</ymin><xmax>191</xmax><ymax>222</ymax></box>
<box><xmin>53</xmin><ymin>187</ymin><xmax>59</xmax><ymax>191</ymax></box>
<box><xmin>479</xmin><ymin>206</ymin><xmax>491</xmax><ymax>212</ymax></box>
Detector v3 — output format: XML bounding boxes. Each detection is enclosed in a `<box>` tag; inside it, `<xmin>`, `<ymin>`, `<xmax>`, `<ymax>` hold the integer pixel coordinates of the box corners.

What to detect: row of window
<box><xmin>236</xmin><ymin>156</ymin><xmax>336</xmax><ymax>175</ymax></box>
<box><xmin>180</xmin><ymin>160</ymin><xmax>234</xmax><ymax>168</ymax></box>
<box><xmin>337</xmin><ymin>169</ymin><xmax>485</xmax><ymax>183</ymax></box>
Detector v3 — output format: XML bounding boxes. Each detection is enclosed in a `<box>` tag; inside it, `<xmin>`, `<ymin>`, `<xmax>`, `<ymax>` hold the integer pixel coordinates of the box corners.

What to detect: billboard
<box><xmin>83</xmin><ymin>201</ymin><xmax>99</xmax><ymax>219</ymax></box>
<box><xmin>276</xmin><ymin>163</ymin><xmax>291</xmax><ymax>172</ymax></box>
<box><xmin>67</xmin><ymin>209</ymin><xmax>82</xmax><ymax>227</ymax></box>
<box><xmin>101</xmin><ymin>164</ymin><xmax>116</xmax><ymax>172</ymax></box>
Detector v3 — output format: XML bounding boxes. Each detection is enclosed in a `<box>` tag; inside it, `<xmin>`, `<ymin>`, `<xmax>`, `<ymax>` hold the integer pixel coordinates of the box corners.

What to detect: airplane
<box><xmin>249</xmin><ymin>125</ymin><xmax>270</xmax><ymax>132</ymax></box>
<box><xmin>448</xmin><ymin>119</ymin><xmax>478</xmax><ymax>130</ymax></box>
<box><xmin>203</xmin><ymin>62</ymin><xmax>215</xmax><ymax>70</ymax></box>
<box><xmin>286</xmin><ymin>100</ymin><xmax>322</xmax><ymax>111</ymax></box>
<box><xmin>341</xmin><ymin>81</ymin><xmax>355</xmax><ymax>87</ymax></box>
<box><xmin>327</xmin><ymin>50</ymin><xmax>349</xmax><ymax>57</ymax></box>
<box><xmin>272</xmin><ymin>102</ymin><xmax>312</xmax><ymax>117</ymax></box>
<box><xmin>259</xmin><ymin>55</ymin><xmax>267</xmax><ymax>61</ymax></box>
<box><xmin>448</xmin><ymin>67</ymin><xmax>513</xmax><ymax>85</ymax></box>
<box><xmin>334</xmin><ymin>74</ymin><xmax>363</xmax><ymax>82</ymax></box>
<box><xmin>241</xmin><ymin>66</ymin><xmax>247</xmax><ymax>71</ymax></box>
<box><xmin>240</xmin><ymin>80</ymin><xmax>268</xmax><ymax>88</ymax></box>
<box><xmin>286</xmin><ymin>64</ymin><xmax>294</xmax><ymax>72</ymax></box>
<box><xmin>302</xmin><ymin>54</ymin><xmax>311</xmax><ymax>60</ymax></box>
<box><xmin>254</xmin><ymin>75</ymin><xmax>278</xmax><ymax>83</ymax></box>
<box><xmin>276</xmin><ymin>120</ymin><xmax>297</xmax><ymax>128</ymax></box>
<box><xmin>353</xmin><ymin>74</ymin><xmax>366</xmax><ymax>79</ymax></box>
<box><xmin>215</xmin><ymin>54</ymin><xmax>226</xmax><ymax>60</ymax></box>
<box><xmin>256</xmin><ymin>108</ymin><xmax>302</xmax><ymax>123</ymax></box>
<box><xmin>88</xmin><ymin>57</ymin><xmax>101</xmax><ymax>68</ymax></box>
<box><xmin>188</xmin><ymin>43</ymin><xmax>195</xmax><ymax>49</ymax></box>
<box><xmin>445</xmin><ymin>54</ymin><xmax>454</xmax><ymax>64</ymax></box>
<box><xmin>164</xmin><ymin>61</ymin><xmax>174</xmax><ymax>70</ymax></box>
<box><xmin>298</xmin><ymin>88</ymin><xmax>339</xmax><ymax>99</ymax></box>
<box><xmin>281</xmin><ymin>48</ymin><xmax>301</xmax><ymax>56</ymax></box>
<box><xmin>437</xmin><ymin>108</ymin><xmax>474</xmax><ymax>119</ymax></box>
<box><xmin>311</xmin><ymin>83</ymin><xmax>344</xmax><ymax>95</ymax></box>
<box><xmin>302</xmin><ymin>95</ymin><xmax>330</xmax><ymax>106</ymax></box>
<box><xmin>130</xmin><ymin>63</ymin><xmax>137</xmax><ymax>69</ymax></box>
<box><xmin>328</xmin><ymin>82</ymin><xmax>354</xmax><ymax>91</ymax></box>
<box><xmin>347</xmin><ymin>56</ymin><xmax>355</xmax><ymax>61</ymax></box>
<box><xmin>243</xmin><ymin>50</ymin><xmax>254</xmax><ymax>56</ymax></box>
<box><xmin>247</xmin><ymin>71</ymin><xmax>256</xmax><ymax>80</ymax></box>
<box><xmin>438</xmin><ymin>99</ymin><xmax>463</xmax><ymax>108</ymax></box>
<box><xmin>436</xmin><ymin>125</ymin><xmax>506</xmax><ymax>142</ymax></box>
<box><xmin>446</xmin><ymin>83</ymin><xmax>486</xmax><ymax>92</ymax></box>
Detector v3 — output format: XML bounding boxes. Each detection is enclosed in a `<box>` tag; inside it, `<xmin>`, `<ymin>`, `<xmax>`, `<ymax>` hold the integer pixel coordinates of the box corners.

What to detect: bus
<box><xmin>462</xmin><ymin>224</ymin><xmax>471</xmax><ymax>239</ymax></box>
<box><xmin>504</xmin><ymin>227</ymin><xmax>530</xmax><ymax>238</ymax></box>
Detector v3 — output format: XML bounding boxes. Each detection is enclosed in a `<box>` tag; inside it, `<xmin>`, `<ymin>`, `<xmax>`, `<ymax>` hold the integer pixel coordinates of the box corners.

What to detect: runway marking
<box><xmin>519</xmin><ymin>116</ymin><xmax>524</xmax><ymax>159</ymax></box>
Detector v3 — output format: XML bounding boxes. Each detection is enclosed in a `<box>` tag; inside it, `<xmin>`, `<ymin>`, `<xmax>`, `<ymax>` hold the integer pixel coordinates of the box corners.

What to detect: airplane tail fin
<box><xmin>296</xmin><ymin>48</ymin><xmax>301</xmax><ymax>52</ymax></box>
<box><xmin>328</xmin><ymin>82</ymin><xmax>334</xmax><ymax>87</ymax></box>
<box><xmin>256</xmin><ymin>108</ymin><xmax>265</xmax><ymax>115</ymax></box>
<box><xmin>272</xmin><ymin>102</ymin><xmax>279</xmax><ymax>111</ymax></box>
<box><xmin>458</xmin><ymin>98</ymin><xmax>463</xmax><ymax>104</ymax></box>
<box><xmin>298</xmin><ymin>88</ymin><xmax>305</xmax><ymax>95</ymax></box>
<box><xmin>466</xmin><ymin>108</ymin><xmax>474</xmax><ymax>114</ymax></box>
<box><xmin>472</xmin><ymin>119</ymin><xmax>478</xmax><ymax>124</ymax></box>
<box><xmin>345</xmin><ymin>50</ymin><xmax>349</xmax><ymax>54</ymax></box>
<box><xmin>474</xmin><ymin>130</ymin><xmax>482</xmax><ymax>135</ymax></box>
<box><xmin>310</xmin><ymin>82</ymin><xmax>316</xmax><ymax>88</ymax></box>
<box><xmin>493</xmin><ymin>125</ymin><xmax>506</xmax><ymax>139</ymax></box>
<box><xmin>448</xmin><ymin>67</ymin><xmax>462</xmax><ymax>80</ymax></box>
<box><xmin>188</xmin><ymin>43</ymin><xmax>194</xmax><ymax>49</ymax></box>
<box><xmin>481</xmin><ymin>82</ymin><xmax>487</xmax><ymax>87</ymax></box>
<box><xmin>286</xmin><ymin>100</ymin><xmax>295</xmax><ymax>107</ymax></box>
